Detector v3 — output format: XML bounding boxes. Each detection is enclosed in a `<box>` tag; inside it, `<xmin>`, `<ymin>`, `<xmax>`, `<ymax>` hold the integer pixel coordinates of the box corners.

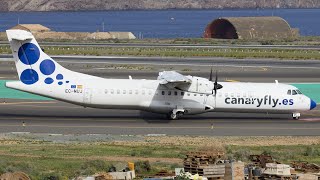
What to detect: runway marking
<box><xmin>299</xmin><ymin>118</ymin><xmax>320</xmax><ymax>122</ymax></box>
<box><xmin>225</xmin><ymin>79</ymin><xmax>240</xmax><ymax>82</ymax></box>
<box><xmin>1</xmin><ymin>124</ymin><xmax>320</xmax><ymax>130</ymax></box>
<box><xmin>58</xmin><ymin>60</ymin><xmax>320</xmax><ymax>70</ymax></box>
<box><xmin>0</xmin><ymin>116</ymin><xmax>317</xmax><ymax>123</ymax></box>
<box><xmin>10</xmin><ymin>105</ymin><xmax>80</xmax><ymax>109</ymax></box>
<box><xmin>191</xmin><ymin>120</ymin><xmax>308</xmax><ymax>123</ymax></box>
<box><xmin>0</xmin><ymin>101</ymin><xmax>55</xmax><ymax>105</ymax></box>
<box><xmin>0</xmin><ymin>117</ymin><xmax>137</xmax><ymax>122</ymax></box>
<box><xmin>244</xmin><ymin>67</ymin><xmax>268</xmax><ymax>72</ymax></box>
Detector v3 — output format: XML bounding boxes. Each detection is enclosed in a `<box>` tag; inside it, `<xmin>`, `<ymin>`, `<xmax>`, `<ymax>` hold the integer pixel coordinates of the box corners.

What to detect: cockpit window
<box><xmin>296</xmin><ymin>90</ymin><xmax>302</xmax><ymax>94</ymax></box>
<box><xmin>292</xmin><ymin>90</ymin><xmax>298</xmax><ymax>95</ymax></box>
<box><xmin>287</xmin><ymin>90</ymin><xmax>291</xmax><ymax>95</ymax></box>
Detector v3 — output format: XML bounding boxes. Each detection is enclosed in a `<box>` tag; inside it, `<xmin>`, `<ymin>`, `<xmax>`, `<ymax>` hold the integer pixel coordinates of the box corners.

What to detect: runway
<box><xmin>0</xmin><ymin>99</ymin><xmax>319</xmax><ymax>136</ymax></box>
<box><xmin>0</xmin><ymin>56</ymin><xmax>320</xmax><ymax>136</ymax></box>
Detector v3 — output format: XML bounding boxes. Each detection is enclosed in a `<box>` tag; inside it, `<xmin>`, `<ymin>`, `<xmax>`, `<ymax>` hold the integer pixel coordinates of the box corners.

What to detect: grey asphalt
<box><xmin>0</xmin><ymin>56</ymin><xmax>319</xmax><ymax>136</ymax></box>
<box><xmin>1</xmin><ymin>42</ymin><xmax>320</xmax><ymax>50</ymax></box>
<box><xmin>0</xmin><ymin>99</ymin><xmax>319</xmax><ymax>136</ymax></box>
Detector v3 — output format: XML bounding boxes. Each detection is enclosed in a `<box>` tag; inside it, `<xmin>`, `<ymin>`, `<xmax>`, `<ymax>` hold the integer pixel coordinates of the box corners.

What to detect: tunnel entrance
<box><xmin>204</xmin><ymin>19</ymin><xmax>238</xmax><ymax>39</ymax></box>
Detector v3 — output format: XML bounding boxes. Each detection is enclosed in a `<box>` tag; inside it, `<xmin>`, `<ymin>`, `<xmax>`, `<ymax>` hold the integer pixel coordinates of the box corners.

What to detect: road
<box><xmin>0</xmin><ymin>56</ymin><xmax>319</xmax><ymax>136</ymax></box>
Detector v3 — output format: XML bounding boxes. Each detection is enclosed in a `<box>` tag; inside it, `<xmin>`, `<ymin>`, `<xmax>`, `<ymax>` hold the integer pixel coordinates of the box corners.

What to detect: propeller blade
<box><xmin>213</xmin><ymin>71</ymin><xmax>223</xmax><ymax>95</ymax></box>
<box><xmin>215</xmin><ymin>71</ymin><xmax>218</xmax><ymax>85</ymax></box>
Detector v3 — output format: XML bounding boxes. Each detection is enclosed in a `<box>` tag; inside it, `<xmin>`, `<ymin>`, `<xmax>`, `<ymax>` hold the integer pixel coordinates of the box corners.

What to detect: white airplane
<box><xmin>5</xmin><ymin>29</ymin><xmax>317</xmax><ymax>120</ymax></box>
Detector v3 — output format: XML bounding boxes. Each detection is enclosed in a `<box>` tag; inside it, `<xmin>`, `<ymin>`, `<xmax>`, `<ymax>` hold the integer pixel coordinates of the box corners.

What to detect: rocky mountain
<box><xmin>2</xmin><ymin>0</ymin><xmax>320</xmax><ymax>12</ymax></box>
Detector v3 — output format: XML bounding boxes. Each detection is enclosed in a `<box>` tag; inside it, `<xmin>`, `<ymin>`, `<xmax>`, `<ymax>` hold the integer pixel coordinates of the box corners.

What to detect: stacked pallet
<box><xmin>184</xmin><ymin>151</ymin><xmax>225</xmax><ymax>179</ymax></box>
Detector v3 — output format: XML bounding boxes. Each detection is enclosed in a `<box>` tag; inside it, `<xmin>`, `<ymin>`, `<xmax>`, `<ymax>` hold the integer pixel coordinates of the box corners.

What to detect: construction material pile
<box><xmin>184</xmin><ymin>151</ymin><xmax>225</xmax><ymax>178</ymax></box>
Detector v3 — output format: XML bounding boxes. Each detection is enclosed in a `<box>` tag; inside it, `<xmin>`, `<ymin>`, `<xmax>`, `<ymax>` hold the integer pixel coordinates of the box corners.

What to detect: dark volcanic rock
<box><xmin>3</xmin><ymin>0</ymin><xmax>320</xmax><ymax>12</ymax></box>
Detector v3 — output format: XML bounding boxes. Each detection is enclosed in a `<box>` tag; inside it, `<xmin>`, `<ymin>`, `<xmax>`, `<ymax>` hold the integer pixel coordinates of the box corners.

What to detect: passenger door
<box><xmin>83</xmin><ymin>88</ymin><xmax>92</xmax><ymax>104</ymax></box>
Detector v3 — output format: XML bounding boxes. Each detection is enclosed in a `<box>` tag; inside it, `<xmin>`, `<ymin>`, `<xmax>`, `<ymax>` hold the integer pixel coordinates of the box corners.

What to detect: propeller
<box><xmin>209</xmin><ymin>67</ymin><xmax>223</xmax><ymax>95</ymax></box>
<box><xmin>214</xmin><ymin>71</ymin><xmax>223</xmax><ymax>95</ymax></box>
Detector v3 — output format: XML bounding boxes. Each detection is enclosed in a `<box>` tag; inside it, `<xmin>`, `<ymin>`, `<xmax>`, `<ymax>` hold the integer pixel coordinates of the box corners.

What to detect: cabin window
<box><xmin>135</xmin><ymin>90</ymin><xmax>138</xmax><ymax>95</ymax></box>
<box><xmin>111</xmin><ymin>89</ymin><xmax>114</xmax><ymax>94</ymax></box>
<box><xmin>162</xmin><ymin>91</ymin><xmax>165</xmax><ymax>95</ymax></box>
<box><xmin>200</xmin><ymin>94</ymin><xmax>203</xmax><ymax>96</ymax></box>
<box><xmin>243</xmin><ymin>93</ymin><xmax>246</xmax><ymax>97</ymax></box>
<box><xmin>187</xmin><ymin>93</ymin><xmax>190</xmax><ymax>96</ymax></box>
<box><xmin>117</xmin><ymin>89</ymin><xmax>120</xmax><ymax>94</ymax></box>
<box><xmin>287</xmin><ymin>90</ymin><xmax>291</xmax><ymax>95</ymax></box>
<box><xmin>129</xmin><ymin>90</ymin><xmax>132</xmax><ymax>94</ymax></box>
<box><xmin>123</xmin><ymin>90</ymin><xmax>126</xmax><ymax>94</ymax></box>
<box><xmin>237</xmin><ymin>93</ymin><xmax>240</xmax><ymax>97</ymax></box>
<box><xmin>174</xmin><ymin>91</ymin><xmax>178</xmax><ymax>96</ymax></box>
<box><xmin>231</xmin><ymin>93</ymin><xmax>234</xmax><ymax>97</ymax></box>
<box><xmin>181</xmin><ymin>92</ymin><xmax>185</xmax><ymax>96</ymax></box>
<box><xmin>148</xmin><ymin>90</ymin><xmax>152</xmax><ymax>95</ymax></box>
<box><xmin>168</xmin><ymin>91</ymin><xmax>171</xmax><ymax>96</ymax></box>
<box><xmin>142</xmin><ymin>90</ymin><xmax>145</xmax><ymax>95</ymax></box>
<box><xmin>105</xmin><ymin>89</ymin><xmax>108</xmax><ymax>94</ymax></box>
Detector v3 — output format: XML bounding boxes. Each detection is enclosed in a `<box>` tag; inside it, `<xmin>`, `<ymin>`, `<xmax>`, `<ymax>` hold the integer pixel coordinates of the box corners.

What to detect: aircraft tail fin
<box><xmin>6</xmin><ymin>29</ymin><xmax>71</xmax><ymax>86</ymax></box>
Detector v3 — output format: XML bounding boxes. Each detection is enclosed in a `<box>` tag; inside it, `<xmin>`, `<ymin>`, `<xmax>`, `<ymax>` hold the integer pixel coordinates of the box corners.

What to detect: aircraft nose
<box><xmin>310</xmin><ymin>99</ymin><xmax>317</xmax><ymax>110</ymax></box>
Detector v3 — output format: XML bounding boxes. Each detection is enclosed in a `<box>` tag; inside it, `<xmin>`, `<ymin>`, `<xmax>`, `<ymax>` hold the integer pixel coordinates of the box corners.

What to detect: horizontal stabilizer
<box><xmin>7</xmin><ymin>30</ymin><xmax>33</xmax><ymax>41</ymax></box>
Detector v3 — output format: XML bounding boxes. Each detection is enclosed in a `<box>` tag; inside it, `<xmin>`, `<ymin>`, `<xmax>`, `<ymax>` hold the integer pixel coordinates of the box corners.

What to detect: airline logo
<box><xmin>65</xmin><ymin>85</ymin><xmax>83</xmax><ymax>93</ymax></box>
<box><xmin>225</xmin><ymin>95</ymin><xmax>294</xmax><ymax>108</ymax></box>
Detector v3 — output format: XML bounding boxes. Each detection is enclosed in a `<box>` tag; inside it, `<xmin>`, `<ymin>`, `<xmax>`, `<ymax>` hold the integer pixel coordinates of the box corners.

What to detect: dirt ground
<box><xmin>1</xmin><ymin>133</ymin><xmax>319</xmax><ymax>147</ymax></box>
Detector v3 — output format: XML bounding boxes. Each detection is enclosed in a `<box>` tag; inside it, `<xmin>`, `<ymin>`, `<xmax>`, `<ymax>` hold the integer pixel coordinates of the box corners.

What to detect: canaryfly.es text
<box><xmin>225</xmin><ymin>95</ymin><xmax>293</xmax><ymax>108</ymax></box>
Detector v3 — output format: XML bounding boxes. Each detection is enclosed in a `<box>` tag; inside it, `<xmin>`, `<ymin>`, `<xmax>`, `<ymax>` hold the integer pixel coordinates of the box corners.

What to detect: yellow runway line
<box><xmin>225</xmin><ymin>79</ymin><xmax>240</xmax><ymax>82</ymax></box>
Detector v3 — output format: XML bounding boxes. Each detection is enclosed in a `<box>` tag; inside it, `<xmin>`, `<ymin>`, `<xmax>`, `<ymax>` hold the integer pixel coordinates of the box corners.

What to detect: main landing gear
<box><xmin>167</xmin><ymin>109</ymin><xmax>185</xmax><ymax>120</ymax></box>
<box><xmin>292</xmin><ymin>112</ymin><xmax>301</xmax><ymax>120</ymax></box>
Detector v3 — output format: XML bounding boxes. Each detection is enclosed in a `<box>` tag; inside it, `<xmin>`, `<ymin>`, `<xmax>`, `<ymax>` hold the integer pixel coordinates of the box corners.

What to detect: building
<box><xmin>204</xmin><ymin>16</ymin><xmax>298</xmax><ymax>40</ymax></box>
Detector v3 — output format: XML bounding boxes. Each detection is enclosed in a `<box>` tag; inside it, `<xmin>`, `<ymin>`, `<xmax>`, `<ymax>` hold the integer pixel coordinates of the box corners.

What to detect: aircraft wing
<box><xmin>157</xmin><ymin>71</ymin><xmax>192</xmax><ymax>88</ymax></box>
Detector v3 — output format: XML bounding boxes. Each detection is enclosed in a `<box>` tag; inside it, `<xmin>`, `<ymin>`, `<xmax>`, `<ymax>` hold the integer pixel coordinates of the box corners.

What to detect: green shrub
<box><xmin>134</xmin><ymin>160</ymin><xmax>151</xmax><ymax>173</ymax></box>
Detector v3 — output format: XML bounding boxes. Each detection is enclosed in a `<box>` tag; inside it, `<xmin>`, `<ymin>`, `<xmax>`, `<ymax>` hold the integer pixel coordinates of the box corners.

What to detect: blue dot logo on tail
<box><xmin>40</xmin><ymin>59</ymin><xmax>55</xmax><ymax>75</ymax></box>
<box><xmin>20</xmin><ymin>69</ymin><xmax>39</xmax><ymax>85</ymax></box>
<box><xmin>18</xmin><ymin>43</ymin><xmax>40</xmax><ymax>65</ymax></box>
<box><xmin>44</xmin><ymin>77</ymin><xmax>54</xmax><ymax>84</ymax></box>
<box><xmin>56</xmin><ymin>74</ymin><xmax>64</xmax><ymax>85</ymax></box>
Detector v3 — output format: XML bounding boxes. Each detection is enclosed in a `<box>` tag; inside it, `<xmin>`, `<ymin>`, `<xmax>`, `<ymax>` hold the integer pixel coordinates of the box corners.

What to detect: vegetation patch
<box><xmin>0</xmin><ymin>136</ymin><xmax>319</xmax><ymax>179</ymax></box>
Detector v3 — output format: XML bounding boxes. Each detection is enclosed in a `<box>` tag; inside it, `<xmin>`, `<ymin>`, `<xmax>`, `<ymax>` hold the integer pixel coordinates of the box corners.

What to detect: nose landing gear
<box><xmin>292</xmin><ymin>112</ymin><xmax>301</xmax><ymax>120</ymax></box>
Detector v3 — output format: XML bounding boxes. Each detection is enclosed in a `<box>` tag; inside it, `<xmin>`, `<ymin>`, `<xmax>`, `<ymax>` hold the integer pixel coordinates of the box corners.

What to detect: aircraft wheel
<box><xmin>293</xmin><ymin>116</ymin><xmax>300</xmax><ymax>120</ymax></box>
<box><xmin>292</xmin><ymin>113</ymin><xmax>300</xmax><ymax>120</ymax></box>
<box><xmin>167</xmin><ymin>112</ymin><xmax>178</xmax><ymax>120</ymax></box>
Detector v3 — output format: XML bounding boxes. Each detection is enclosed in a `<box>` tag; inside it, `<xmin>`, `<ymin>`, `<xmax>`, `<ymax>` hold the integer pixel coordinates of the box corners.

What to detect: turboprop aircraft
<box><xmin>5</xmin><ymin>29</ymin><xmax>317</xmax><ymax>120</ymax></box>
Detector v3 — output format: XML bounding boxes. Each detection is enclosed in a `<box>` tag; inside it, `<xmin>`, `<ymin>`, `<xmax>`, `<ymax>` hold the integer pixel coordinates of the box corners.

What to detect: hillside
<box><xmin>1</xmin><ymin>0</ymin><xmax>319</xmax><ymax>11</ymax></box>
